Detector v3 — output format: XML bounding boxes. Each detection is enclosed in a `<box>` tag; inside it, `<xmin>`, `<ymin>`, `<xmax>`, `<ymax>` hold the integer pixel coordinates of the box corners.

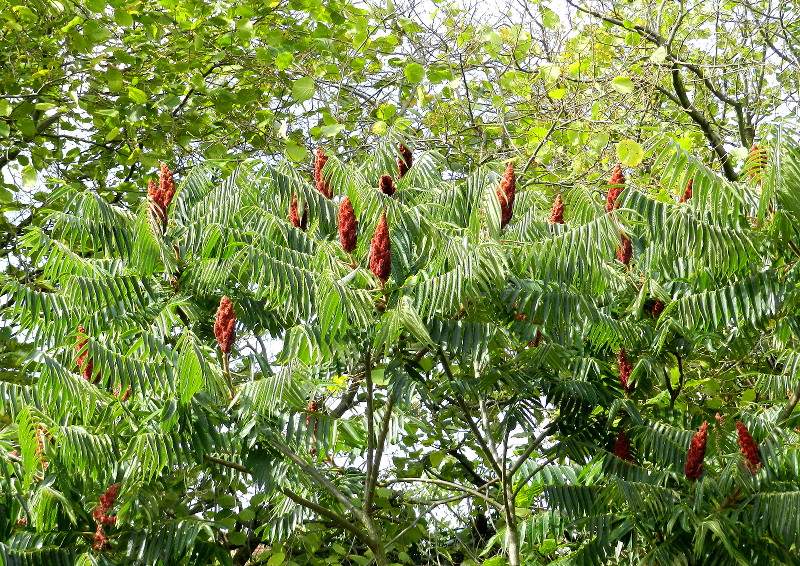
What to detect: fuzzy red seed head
<box><xmin>549</xmin><ymin>194</ymin><xmax>564</xmax><ymax>224</ymax></box>
<box><xmin>680</xmin><ymin>178</ymin><xmax>693</xmax><ymax>203</ymax></box>
<box><xmin>606</xmin><ymin>164</ymin><xmax>625</xmax><ymax>212</ymax></box>
<box><xmin>147</xmin><ymin>179</ymin><xmax>159</xmax><ymax>202</ymax></box>
<box><xmin>614</xmin><ymin>430</ymin><xmax>633</xmax><ymax>462</ymax></box>
<box><xmin>75</xmin><ymin>325</ymin><xmax>98</xmax><ymax>383</ymax></box>
<box><xmin>397</xmin><ymin>144</ymin><xmax>413</xmax><ymax>179</ymax></box>
<box><xmin>214</xmin><ymin>296</ymin><xmax>236</xmax><ymax>353</ymax></box>
<box><xmin>496</xmin><ymin>188</ymin><xmax>512</xmax><ymax>227</ymax></box>
<box><xmin>684</xmin><ymin>421</ymin><xmax>708</xmax><ymax>479</ymax></box>
<box><xmin>338</xmin><ymin>197</ymin><xmax>357</xmax><ymax>253</ymax></box>
<box><xmin>651</xmin><ymin>300</ymin><xmax>664</xmax><ymax>318</ymax></box>
<box><xmin>94</xmin><ymin>524</ymin><xmax>110</xmax><ymax>550</ymax></box>
<box><xmin>618</xmin><ymin>348</ymin><xmax>633</xmax><ymax>393</ymax></box>
<box><xmin>288</xmin><ymin>194</ymin><xmax>308</xmax><ymax>231</ymax></box>
<box><xmin>379</xmin><ymin>174</ymin><xmax>395</xmax><ymax>196</ymax></box>
<box><xmin>369</xmin><ymin>213</ymin><xmax>391</xmax><ymax>283</ymax></box>
<box><xmin>314</xmin><ymin>148</ymin><xmax>332</xmax><ymax>199</ymax></box>
<box><xmin>75</xmin><ymin>324</ymin><xmax>88</xmax><ymax>370</ymax></box>
<box><xmin>736</xmin><ymin>421</ymin><xmax>761</xmax><ymax>473</ymax></box>
<box><xmin>159</xmin><ymin>163</ymin><xmax>175</xmax><ymax>209</ymax></box>
<box><xmin>616</xmin><ymin>234</ymin><xmax>632</xmax><ymax>265</ymax></box>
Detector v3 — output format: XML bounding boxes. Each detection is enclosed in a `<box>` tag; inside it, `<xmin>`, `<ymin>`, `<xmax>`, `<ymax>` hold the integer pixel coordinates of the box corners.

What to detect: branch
<box><xmin>509</xmin><ymin>423</ymin><xmax>554</xmax><ymax>477</ymax></box>
<box><xmin>264</xmin><ymin>431</ymin><xmax>365</xmax><ymax>522</ymax></box>
<box><xmin>438</xmin><ymin>349</ymin><xmax>503</xmax><ymax>476</ymax></box>
<box><xmin>364</xmin><ymin>351</ymin><xmax>376</xmax><ymax>510</ymax></box>
<box><xmin>383</xmin><ymin>477</ymin><xmax>502</xmax><ymax>511</ymax></box>
<box><xmin>364</xmin><ymin>396</ymin><xmax>394</xmax><ymax>514</ymax></box>
<box><xmin>280</xmin><ymin>487</ymin><xmax>373</xmax><ymax>546</ymax></box>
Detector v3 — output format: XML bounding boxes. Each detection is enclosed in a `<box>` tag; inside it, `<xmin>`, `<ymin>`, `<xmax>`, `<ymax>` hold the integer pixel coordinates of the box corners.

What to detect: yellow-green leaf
<box><xmin>616</xmin><ymin>139</ymin><xmax>644</xmax><ymax>167</ymax></box>
<box><xmin>611</xmin><ymin>76</ymin><xmax>635</xmax><ymax>95</ymax></box>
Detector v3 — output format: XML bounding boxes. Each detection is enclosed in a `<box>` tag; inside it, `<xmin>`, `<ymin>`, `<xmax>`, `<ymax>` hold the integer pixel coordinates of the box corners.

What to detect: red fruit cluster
<box><xmin>93</xmin><ymin>483</ymin><xmax>120</xmax><ymax>550</ymax></box>
<box><xmin>684</xmin><ymin>421</ymin><xmax>708</xmax><ymax>479</ymax></box>
<box><xmin>606</xmin><ymin>164</ymin><xmax>625</xmax><ymax>212</ymax></box>
<box><xmin>113</xmin><ymin>385</ymin><xmax>131</xmax><ymax>401</ymax></box>
<box><xmin>616</xmin><ymin>235</ymin><xmax>632</xmax><ymax>265</ymax></box>
<box><xmin>147</xmin><ymin>163</ymin><xmax>175</xmax><ymax>228</ymax></box>
<box><xmin>497</xmin><ymin>162</ymin><xmax>516</xmax><ymax>228</ymax></box>
<box><xmin>736</xmin><ymin>421</ymin><xmax>761</xmax><ymax>473</ymax></box>
<box><xmin>549</xmin><ymin>194</ymin><xmax>564</xmax><ymax>224</ymax></box>
<box><xmin>379</xmin><ymin>174</ymin><xmax>395</xmax><ymax>196</ymax></box>
<box><xmin>680</xmin><ymin>178</ymin><xmax>693</xmax><ymax>203</ymax></box>
<box><xmin>614</xmin><ymin>430</ymin><xmax>633</xmax><ymax>462</ymax></box>
<box><xmin>75</xmin><ymin>325</ymin><xmax>100</xmax><ymax>384</ymax></box>
<box><xmin>288</xmin><ymin>193</ymin><xmax>308</xmax><ymax>231</ymax></box>
<box><xmin>651</xmin><ymin>300</ymin><xmax>664</xmax><ymax>318</ymax></box>
<box><xmin>397</xmin><ymin>144</ymin><xmax>413</xmax><ymax>179</ymax></box>
<box><xmin>305</xmin><ymin>398</ymin><xmax>318</xmax><ymax>426</ymax></box>
<box><xmin>214</xmin><ymin>296</ymin><xmax>236</xmax><ymax>353</ymax></box>
<box><xmin>369</xmin><ymin>213</ymin><xmax>391</xmax><ymax>283</ymax></box>
<box><xmin>338</xmin><ymin>197</ymin><xmax>357</xmax><ymax>252</ymax></box>
<box><xmin>314</xmin><ymin>148</ymin><xmax>332</xmax><ymax>199</ymax></box>
<box><xmin>618</xmin><ymin>348</ymin><xmax>633</xmax><ymax>393</ymax></box>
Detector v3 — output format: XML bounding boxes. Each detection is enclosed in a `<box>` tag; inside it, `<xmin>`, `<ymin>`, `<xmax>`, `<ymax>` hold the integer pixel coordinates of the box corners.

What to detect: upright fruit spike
<box><xmin>684</xmin><ymin>421</ymin><xmax>708</xmax><ymax>479</ymax></box>
<box><xmin>617</xmin><ymin>234</ymin><xmax>632</xmax><ymax>265</ymax></box>
<box><xmin>338</xmin><ymin>197</ymin><xmax>357</xmax><ymax>253</ymax></box>
<box><xmin>680</xmin><ymin>178</ymin><xmax>693</xmax><ymax>203</ymax></box>
<box><xmin>92</xmin><ymin>483</ymin><xmax>120</xmax><ymax>550</ymax></box>
<box><xmin>75</xmin><ymin>324</ymin><xmax>100</xmax><ymax>384</ymax></box>
<box><xmin>379</xmin><ymin>174</ymin><xmax>395</xmax><ymax>196</ymax></box>
<box><xmin>159</xmin><ymin>163</ymin><xmax>175</xmax><ymax>209</ymax></box>
<box><xmin>618</xmin><ymin>348</ymin><xmax>633</xmax><ymax>393</ymax></box>
<box><xmin>314</xmin><ymin>148</ymin><xmax>332</xmax><ymax>199</ymax></box>
<box><xmin>549</xmin><ymin>194</ymin><xmax>564</xmax><ymax>224</ymax></box>
<box><xmin>397</xmin><ymin>144</ymin><xmax>413</xmax><ymax>179</ymax></box>
<box><xmin>736</xmin><ymin>421</ymin><xmax>761</xmax><ymax>473</ymax></box>
<box><xmin>147</xmin><ymin>164</ymin><xmax>175</xmax><ymax>228</ymax></box>
<box><xmin>614</xmin><ymin>430</ymin><xmax>633</xmax><ymax>462</ymax></box>
<box><xmin>606</xmin><ymin>164</ymin><xmax>625</xmax><ymax>212</ymax></box>
<box><xmin>214</xmin><ymin>296</ymin><xmax>236</xmax><ymax>353</ymax></box>
<box><xmin>288</xmin><ymin>193</ymin><xmax>308</xmax><ymax>231</ymax></box>
<box><xmin>497</xmin><ymin>162</ymin><xmax>516</xmax><ymax>228</ymax></box>
<box><xmin>369</xmin><ymin>213</ymin><xmax>391</xmax><ymax>283</ymax></box>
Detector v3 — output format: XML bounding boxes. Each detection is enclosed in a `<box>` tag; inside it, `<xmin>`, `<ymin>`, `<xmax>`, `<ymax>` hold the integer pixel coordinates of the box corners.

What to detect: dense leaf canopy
<box><xmin>3</xmin><ymin>1</ymin><xmax>800</xmax><ymax>565</ymax></box>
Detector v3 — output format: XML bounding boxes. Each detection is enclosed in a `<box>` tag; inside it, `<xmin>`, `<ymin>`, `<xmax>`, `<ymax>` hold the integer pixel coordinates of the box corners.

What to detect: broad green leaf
<box><xmin>291</xmin><ymin>77</ymin><xmax>315</xmax><ymax>103</ymax></box>
<box><xmin>107</xmin><ymin>68</ymin><xmax>124</xmax><ymax>92</ymax></box>
<box><xmin>0</xmin><ymin>99</ymin><xmax>11</xmax><ymax>116</ymax></box>
<box><xmin>542</xmin><ymin>8</ymin><xmax>560</xmax><ymax>29</ymax></box>
<box><xmin>650</xmin><ymin>45</ymin><xmax>668</xmax><ymax>63</ymax></box>
<box><xmin>275</xmin><ymin>52</ymin><xmax>294</xmax><ymax>70</ymax></box>
<box><xmin>539</xmin><ymin>63</ymin><xmax>561</xmax><ymax>84</ymax></box>
<box><xmin>404</xmin><ymin>62</ymin><xmax>426</xmax><ymax>84</ymax></box>
<box><xmin>611</xmin><ymin>76</ymin><xmax>635</xmax><ymax>94</ymax></box>
<box><xmin>22</xmin><ymin>166</ymin><xmax>37</xmax><ymax>187</ymax></box>
<box><xmin>285</xmin><ymin>141</ymin><xmax>308</xmax><ymax>161</ymax></box>
<box><xmin>616</xmin><ymin>139</ymin><xmax>644</xmax><ymax>167</ymax></box>
<box><xmin>127</xmin><ymin>86</ymin><xmax>148</xmax><ymax>104</ymax></box>
<box><xmin>320</xmin><ymin>123</ymin><xmax>345</xmax><ymax>137</ymax></box>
